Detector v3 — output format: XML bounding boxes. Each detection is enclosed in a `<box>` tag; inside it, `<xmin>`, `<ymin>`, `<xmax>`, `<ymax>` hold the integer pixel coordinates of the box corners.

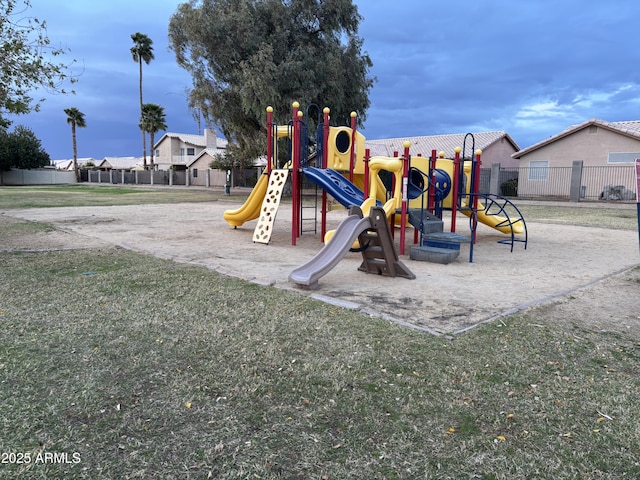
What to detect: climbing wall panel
<box><xmin>253</xmin><ymin>169</ymin><xmax>289</xmax><ymax>244</ymax></box>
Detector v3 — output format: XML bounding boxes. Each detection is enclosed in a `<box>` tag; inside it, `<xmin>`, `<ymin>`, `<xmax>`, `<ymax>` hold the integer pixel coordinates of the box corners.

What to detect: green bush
<box><xmin>500</xmin><ymin>177</ymin><xmax>518</xmax><ymax>197</ymax></box>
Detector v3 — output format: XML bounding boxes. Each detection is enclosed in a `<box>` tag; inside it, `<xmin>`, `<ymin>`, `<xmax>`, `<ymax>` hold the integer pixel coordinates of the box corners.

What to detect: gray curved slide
<box><xmin>289</xmin><ymin>214</ymin><xmax>371</xmax><ymax>289</ymax></box>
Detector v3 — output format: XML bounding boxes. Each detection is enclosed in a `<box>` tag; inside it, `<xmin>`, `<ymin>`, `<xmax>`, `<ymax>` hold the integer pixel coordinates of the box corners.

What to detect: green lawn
<box><xmin>0</xmin><ymin>184</ymin><xmax>636</xmax><ymax>230</ymax></box>
<box><xmin>516</xmin><ymin>204</ymin><xmax>638</xmax><ymax>230</ymax></box>
<box><xmin>1</xmin><ymin>241</ymin><xmax>639</xmax><ymax>479</ymax></box>
<box><xmin>0</xmin><ymin>186</ymin><xmax>639</xmax><ymax>479</ymax></box>
<box><xmin>0</xmin><ymin>184</ymin><xmax>229</xmax><ymax>209</ymax></box>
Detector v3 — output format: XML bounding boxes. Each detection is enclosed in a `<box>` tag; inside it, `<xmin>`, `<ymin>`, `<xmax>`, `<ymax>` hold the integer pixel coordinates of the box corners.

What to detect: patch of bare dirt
<box><xmin>3</xmin><ymin>203</ymin><xmax>639</xmax><ymax>336</ymax></box>
<box><xmin>0</xmin><ymin>213</ymin><xmax>111</xmax><ymax>251</ymax></box>
<box><xmin>527</xmin><ymin>268</ymin><xmax>640</xmax><ymax>341</ymax></box>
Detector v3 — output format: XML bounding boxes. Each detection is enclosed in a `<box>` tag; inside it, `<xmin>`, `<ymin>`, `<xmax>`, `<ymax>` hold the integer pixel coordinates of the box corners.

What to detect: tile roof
<box><xmin>175</xmin><ymin>133</ymin><xmax>208</xmax><ymax>146</ymax></box>
<box><xmin>512</xmin><ymin>119</ymin><xmax>640</xmax><ymax>158</ymax></box>
<box><xmin>156</xmin><ymin>131</ymin><xmax>229</xmax><ymax>149</ymax></box>
<box><xmin>365</xmin><ymin>131</ymin><xmax>518</xmax><ymax>159</ymax></box>
<box><xmin>190</xmin><ymin>148</ymin><xmax>266</xmax><ymax>168</ymax></box>
<box><xmin>100</xmin><ymin>156</ymin><xmax>143</xmax><ymax>169</ymax></box>
<box><xmin>188</xmin><ymin>148</ymin><xmax>221</xmax><ymax>167</ymax></box>
<box><xmin>52</xmin><ymin>158</ymin><xmax>98</xmax><ymax>169</ymax></box>
<box><xmin>53</xmin><ymin>160</ymin><xmax>73</xmax><ymax>170</ymax></box>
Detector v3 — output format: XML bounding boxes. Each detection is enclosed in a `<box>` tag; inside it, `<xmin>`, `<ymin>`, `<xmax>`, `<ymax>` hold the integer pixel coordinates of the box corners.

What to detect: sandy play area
<box><xmin>4</xmin><ymin>199</ymin><xmax>639</xmax><ymax>336</ymax></box>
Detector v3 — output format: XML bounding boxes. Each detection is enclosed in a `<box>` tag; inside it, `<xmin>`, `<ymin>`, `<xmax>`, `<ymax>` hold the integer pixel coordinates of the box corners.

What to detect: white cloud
<box><xmin>516</xmin><ymin>100</ymin><xmax>570</xmax><ymax>120</ymax></box>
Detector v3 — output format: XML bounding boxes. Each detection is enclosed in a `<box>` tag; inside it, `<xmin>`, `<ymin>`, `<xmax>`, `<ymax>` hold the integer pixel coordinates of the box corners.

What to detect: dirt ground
<box><xmin>3</xmin><ymin>199</ymin><xmax>640</xmax><ymax>336</ymax></box>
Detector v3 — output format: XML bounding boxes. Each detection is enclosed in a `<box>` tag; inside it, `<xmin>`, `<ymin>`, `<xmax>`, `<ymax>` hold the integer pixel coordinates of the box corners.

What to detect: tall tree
<box><xmin>139</xmin><ymin>103</ymin><xmax>167</xmax><ymax>170</ymax></box>
<box><xmin>168</xmin><ymin>0</ymin><xmax>374</xmax><ymax>161</ymax></box>
<box><xmin>0</xmin><ymin>125</ymin><xmax>50</xmax><ymax>175</ymax></box>
<box><xmin>0</xmin><ymin>0</ymin><xmax>76</xmax><ymax>127</ymax></box>
<box><xmin>130</xmin><ymin>32</ymin><xmax>154</xmax><ymax>168</ymax></box>
<box><xmin>64</xmin><ymin>107</ymin><xmax>86</xmax><ymax>181</ymax></box>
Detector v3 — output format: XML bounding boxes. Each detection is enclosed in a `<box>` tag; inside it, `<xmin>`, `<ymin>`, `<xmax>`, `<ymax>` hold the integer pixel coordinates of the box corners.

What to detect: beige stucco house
<box><xmin>151</xmin><ymin>129</ymin><xmax>229</xmax><ymax>186</ymax></box>
<box><xmin>512</xmin><ymin>119</ymin><xmax>639</xmax><ymax>199</ymax></box>
<box><xmin>187</xmin><ymin>148</ymin><xmax>229</xmax><ymax>186</ymax></box>
<box><xmin>153</xmin><ymin>129</ymin><xmax>228</xmax><ymax>171</ymax></box>
<box><xmin>513</xmin><ymin>119</ymin><xmax>640</xmax><ymax>166</ymax></box>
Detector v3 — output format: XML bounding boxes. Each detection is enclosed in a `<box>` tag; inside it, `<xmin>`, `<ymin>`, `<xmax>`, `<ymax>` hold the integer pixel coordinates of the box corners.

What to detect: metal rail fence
<box><xmin>581</xmin><ymin>166</ymin><xmax>636</xmax><ymax>200</ymax></box>
<box><xmin>82</xmin><ymin>168</ymin><xmax>259</xmax><ymax>188</ymax></box>
<box><xmin>80</xmin><ymin>164</ymin><xmax>637</xmax><ymax>203</ymax></box>
<box><xmin>481</xmin><ymin>164</ymin><xmax>636</xmax><ymax>201</ymax></box>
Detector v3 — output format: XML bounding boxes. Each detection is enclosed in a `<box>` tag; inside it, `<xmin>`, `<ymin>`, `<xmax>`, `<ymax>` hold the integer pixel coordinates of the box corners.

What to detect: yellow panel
<box><xmin>407</xmin><ymin>157</ymin><xmax>467</xmax><ymax>209</ymax></box>
<box><xmin>275</xmin><ymin>125</ymin><xmax>291</xmax><ymax>139</ymax></box>
<box><xmin>326</xmin><ymin>127</ymin><xmax>366</xmax><ymax>173</ymax></box>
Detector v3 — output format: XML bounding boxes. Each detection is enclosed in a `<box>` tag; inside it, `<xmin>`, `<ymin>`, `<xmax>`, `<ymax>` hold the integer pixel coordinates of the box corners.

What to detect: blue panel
<box><xmin>302</xmin><ymin>167</ymin><xmax>381</xmax><ymax>209</ymax></box>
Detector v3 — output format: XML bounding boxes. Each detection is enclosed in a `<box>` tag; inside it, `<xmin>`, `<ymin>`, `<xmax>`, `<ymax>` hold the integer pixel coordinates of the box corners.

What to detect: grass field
<box><xmin>0</xmin><ymin>185</ymin><xmax>639</xmax><ymax>479</ymax></box>
<box><xmin>0</xmin><ymin>184</ymin><xmax>637</xmax><ymax>230</ymax></box>
<box><xmin>0</xmin><ymin>184</ymin><xmax>229</xmax><ymax>209</ymax></box>
<box><xmin>516</xmin><ymin>204</ymin><xmax>638</xmax><ymax>230</ymax></box>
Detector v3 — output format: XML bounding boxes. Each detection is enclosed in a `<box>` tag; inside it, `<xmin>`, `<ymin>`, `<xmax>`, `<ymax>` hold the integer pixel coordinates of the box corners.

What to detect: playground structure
<box><xmin>223</xmin><ymin>102</ymin><xmax>528</xmax><ymax>284</ymax></box>
<box><xmin>289</xmin><ymin>205</ymin><xmax>415</xmax><ymax>289</ymax></box>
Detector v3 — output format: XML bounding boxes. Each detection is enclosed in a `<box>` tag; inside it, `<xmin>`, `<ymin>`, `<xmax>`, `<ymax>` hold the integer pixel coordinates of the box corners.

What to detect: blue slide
<box><xmin>302</xmin><ymin>167</ymin><xmax>381</xmax><ymax>208</ymax></box>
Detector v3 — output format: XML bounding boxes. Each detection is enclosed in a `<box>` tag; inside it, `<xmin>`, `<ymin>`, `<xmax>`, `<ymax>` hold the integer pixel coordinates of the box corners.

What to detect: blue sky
<box><xmin>10</xmin><ymin>0</ymin><xmax>640</xmax><ymax>160</ymax></box>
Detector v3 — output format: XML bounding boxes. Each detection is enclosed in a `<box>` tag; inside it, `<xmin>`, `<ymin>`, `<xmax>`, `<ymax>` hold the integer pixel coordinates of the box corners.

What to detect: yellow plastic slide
<box><xmin>350</xmin><ymin>173</ymin><xmax>387</xmax><ymax>204</ymax></box>
<box><xmin>460</xmin><ymin>200</ymin><xmax>525</xmax><ymax>234</ymax></box>
<box><xmin>324</xmin><ymin>156</ymin><xmax>403</xmax><ymax>244</ymax></box>
<box><xmin>408</xmin><ymin>157</ymin><xmax>523</xmax><ymax>235</ymax></box>
<box><xmin>223</xmin><ymin>174</ymin><xmax>269</xmax><ymax>227</ymax></box>
<box><xmin>359</xmin><ymin>156</ymin><xmax>404</xmax><ymax>218</ymax></box>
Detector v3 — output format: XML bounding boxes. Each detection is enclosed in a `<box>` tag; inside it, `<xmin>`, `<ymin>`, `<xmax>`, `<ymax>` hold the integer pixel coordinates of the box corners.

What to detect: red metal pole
<box><xmin>363</xmin><ymin>148</ymin><xmax>370</xmax><ymax>200</ymax></box>
<box><xmin>400</xmin><ymin>141</ymin><xmax>410</xmax><ymax>255</ymax></box>
<box><xmin>451</xmin><ymin>146</ymin><xmax>461</xmax><ymax>232</ymax></box>
<box><xmin>429</xmin><ymin>149</ymin><xmax>437</xmax><ymax>213</ymax></box>
<box><xmin>413</xmin><ymin>153</ymin><xmax>424</xmax><ymax>245</ymax></box>
<box><xmin>322</xmin><ymin>108</ymin><xmax>330</xmax><ymax>170</ymax></box>
<box><xmin>414</xmin><ymin>153</ymin><xmax>421</xmax><ymax>244</ymax></box>
<box><xmin>391</xmin><ymin>150</ymin><xmax>398</xmax><ymax>203</ymax></box>
<box><xmin>291</xmin><ymin>102</ymin><xmax>299</xmax><ymax>246</ymax></box>
<box><xmin>266</xmin><ymin>106</ymin><xmax>273</xmax><ymax>174</ymax></box>
<box><xmin>321</xmin><ymin>107</ymin><xmax>330</xmax><ymax>242</ymax></box>
<box><xmin>349</xmin><ymin>111</ymin><xmax>357</xmax><ymax>183</ymax></box>
<box><xmin>297</xmin><ymin>111</ymin><xmax>303</xmax><ymax>238</ymax></box>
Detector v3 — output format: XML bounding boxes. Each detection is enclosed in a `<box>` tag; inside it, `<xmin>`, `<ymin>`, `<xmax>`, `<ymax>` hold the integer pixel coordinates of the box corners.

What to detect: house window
<box><xmin>187</xmin><ymin>148</ymin><xmax>195</xmax><ymax>156</ymax></box>
<box><xmin>193</xmin><ymin>168</ymin><xmax>198</xmax><ymax>178</ymax></box>
<box><xmin>589</xmin><ymin>125</ymin><xmax>598</xmax><ymax>134</ymax></box>
<box><xmin>608</xmin><ymin>152</ymin><xmax>640</xmax><ymax>164</ymax></box>
<box><xmin>528</xmin><ymin>160</ymin><xmax>549</xmax><ymax>181</ymax></box>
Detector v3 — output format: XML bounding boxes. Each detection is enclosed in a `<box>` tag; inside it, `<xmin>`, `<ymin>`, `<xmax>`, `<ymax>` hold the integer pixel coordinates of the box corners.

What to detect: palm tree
<box><xmin>64</xmin><ymin>107</ymin><xmax>86</xmax><ymax>181</ymax></box>
<box><xmin>130</xmin><ymin>32</ymin><xmax>154</xmax><ymax>168</ymax></box>
<box><xmin>139</xmin><ymin>103</ymin><xmax>167</xmax><ymax>170</ymax></box>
